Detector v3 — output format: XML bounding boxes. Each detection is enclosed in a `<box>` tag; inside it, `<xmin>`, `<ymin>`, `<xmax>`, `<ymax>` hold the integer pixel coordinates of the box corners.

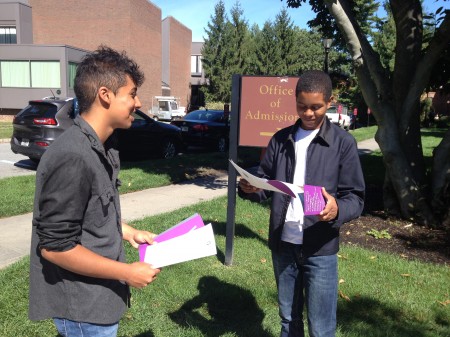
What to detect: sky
<box><xmin>149</xmin><ymin>0</ymin><xmax>449</xmax><ymax>42</ymax></box>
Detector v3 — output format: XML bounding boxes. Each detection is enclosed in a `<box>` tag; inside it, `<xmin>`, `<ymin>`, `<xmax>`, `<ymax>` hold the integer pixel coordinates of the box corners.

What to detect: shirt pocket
<box><xmin>85</xmin><ymin>187</ymin><xmax>117</xmax><ymax>228</ymax></box>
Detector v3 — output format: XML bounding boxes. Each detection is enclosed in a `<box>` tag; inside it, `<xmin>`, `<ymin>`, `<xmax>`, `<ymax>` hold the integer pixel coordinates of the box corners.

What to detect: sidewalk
<box><xmin>0</xmin><ymin>138</ymin><xmax>379</xmax><ymax>270</ymax></box>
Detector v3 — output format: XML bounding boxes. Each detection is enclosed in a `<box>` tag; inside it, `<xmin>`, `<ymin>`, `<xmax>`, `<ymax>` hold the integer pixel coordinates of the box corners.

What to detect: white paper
<box><xmin>229</xmin><ymin>159</ymin><xmax>303</xmax><ymax>197</ymax></box>
<box><xmin>143</xmin><ymin>224</ymin><xmax>217</xmax><ymax>268</ymax></box>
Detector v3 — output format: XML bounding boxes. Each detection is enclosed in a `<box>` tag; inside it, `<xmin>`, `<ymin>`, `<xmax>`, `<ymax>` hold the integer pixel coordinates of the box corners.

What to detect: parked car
<box><xmin>171</xmin><ymin>109</ymin><xmax>229</xmax><ymax>152</ymax></box>
<box><xmin>10</xmin><ymin>98</ymin><xmax>77</xmax><ymax>162</ymax></box>
<box><xmin>325</xmin><ymin>105</ymin><xmax>351</xmax><ymax>130</ymax></box>
<box><xmin>11</xmin><ymin>98</ymin><xmax>181</xmax><ymax>162</ymax></box>
<box><xmin>115</xmin><ymin>109</ymin><xmax>183</xmax><ymax>160</ymax></box>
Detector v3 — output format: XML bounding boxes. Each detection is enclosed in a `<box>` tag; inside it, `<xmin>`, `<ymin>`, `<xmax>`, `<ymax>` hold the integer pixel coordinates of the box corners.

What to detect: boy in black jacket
<box><xmin>239</xmin><ymin>70</ymin><xmax>365</xmax><ymax>337</ymax></box>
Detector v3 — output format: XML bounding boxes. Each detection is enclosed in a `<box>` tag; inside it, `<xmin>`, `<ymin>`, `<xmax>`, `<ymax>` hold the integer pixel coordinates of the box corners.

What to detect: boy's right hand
<box><xmin>239</xmin><ymin>178</ymin><xmax>262</xmax><ymax>194</ymax></box>
<box><xmin>125</xmin><ymin>262</ymin><xmax>160</xmax><ymax>289</ymax></box>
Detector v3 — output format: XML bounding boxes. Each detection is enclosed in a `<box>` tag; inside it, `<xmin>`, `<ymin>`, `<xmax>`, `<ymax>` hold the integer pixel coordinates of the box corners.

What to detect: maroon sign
<box><xmin>239</xmin><ymin>76</ymin><xmax>299</xmax><ymax>147</ymax></box>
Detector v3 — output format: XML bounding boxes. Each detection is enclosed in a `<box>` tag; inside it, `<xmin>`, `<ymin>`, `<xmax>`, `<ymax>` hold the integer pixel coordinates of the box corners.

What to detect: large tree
<box><xmin>201</xmin><ymin>0</ymin><xmax>232</xmax><ymax>102</ymax></box>
<box><xmin>284</xmin><ymin>0</ymin><xmax>450</xmax><ymax>228</ymax></box>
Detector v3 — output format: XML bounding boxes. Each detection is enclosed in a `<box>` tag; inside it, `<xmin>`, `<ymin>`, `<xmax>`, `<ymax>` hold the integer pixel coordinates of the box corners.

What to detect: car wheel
<box><xmin>217</xmin><ymin>136</ymin><xmax>227</xmax><ymax>153</ymax></box>
<box><xmin>161</xmin><ymin>138</ymin><xmax>177</xmax><ymax>159</ymax></box>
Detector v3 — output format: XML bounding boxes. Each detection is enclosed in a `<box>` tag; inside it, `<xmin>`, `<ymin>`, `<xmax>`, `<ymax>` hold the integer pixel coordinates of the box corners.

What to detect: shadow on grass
<box><xmin>205</xmin><ymin>220</ymin><xmax>269</xmax><ymax>264</ymax></box>
<box><xmin>121</xmin><ymin>146</ymin><xmax>261</xmax><ymax>188</ymax></box>
<box><xmin>338</xmin><ymin>296</ymin><xmax>449</xmax><ymax>337</ymax></box>
<box><xmin>169</xmin><ymin>276</ymin><xmax>272</xmax><ymax>337</ymax></box>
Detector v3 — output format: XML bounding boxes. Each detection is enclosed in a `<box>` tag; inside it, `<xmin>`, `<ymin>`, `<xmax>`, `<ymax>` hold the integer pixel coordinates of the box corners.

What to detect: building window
<box><xmin>31</xmin><ymin>61</ymin><xmax>61</xmax><ymax>88</ymax></box>
<box><xmin>0</xmin><ymin>27</ymin><xmax>17</xmax><ymax>44</ymax></box>
<box><xmin>191</xmin><ymin>55</ymin><xmax>202</xmax><ymax>76</ymax></box>
<box><xmin>0</xmin><ymin>61</ymin><xmax>30</xmax><ymax>87</ymax></box>
<box><xmin>68</xmin><ymin>62</ymin><xmax>78</xmax><ymax>89</ymax></box>
<box><xmin>0</xmin><ymin>60</ymin><xmax>61</xmax><ymax>88</ymax></box>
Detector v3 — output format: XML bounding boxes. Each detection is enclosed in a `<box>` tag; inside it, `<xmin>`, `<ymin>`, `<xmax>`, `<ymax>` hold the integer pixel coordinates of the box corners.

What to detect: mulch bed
<box><xmin>342</xmin><ymin>184</ymin><xmax>450</xmax><ymax>265</ymax></box>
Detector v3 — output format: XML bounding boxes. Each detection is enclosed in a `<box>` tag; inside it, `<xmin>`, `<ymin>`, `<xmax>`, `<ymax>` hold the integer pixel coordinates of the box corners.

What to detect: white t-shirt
<box><xmin>281</xmin><ymin>127</ymin><xmax>319</xmax><ymax>244</ymax></box>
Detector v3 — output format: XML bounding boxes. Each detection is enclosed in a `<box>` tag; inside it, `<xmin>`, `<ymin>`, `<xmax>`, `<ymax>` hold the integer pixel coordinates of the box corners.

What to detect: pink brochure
<box><xmin>139</xmin><ymin>213</ymin><xmax>205</xmax><ymax>262</ymax></box>
<box><xmin>303</xmin><ymin>185</ymin><xmax>326</xmax><ymax>215</ymax></box>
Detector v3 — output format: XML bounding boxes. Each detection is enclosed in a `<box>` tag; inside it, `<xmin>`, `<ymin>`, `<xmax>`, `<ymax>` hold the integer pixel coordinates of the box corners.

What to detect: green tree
<box><xmin>284</xmin><ymin>0</ymin><xmax>450</xmax><ymax>228</ymax></box>
<box><xmin>227</xmin><ymin>2</ymin><xmax>252</xmax><ymax>80</ymax></box>
<box><xmin>201</xmin><ymin>0</ymin><xmax>231</xmax><ymax>102</ymax></box>
<box><xmin>252</xmin><ymin>20</ymin><xmax>282</xmax><ymax>75</ymax></box>
<box><xmin>273</xmin><ymin>8</ymin><xmax>301</xmax><ymax>75</ymax></box>
<box><xmin>294</xmin><ymin>28</ymin><xmax>326</xmax><ymax>72</ymax></box>
<box><xmin>372</xmin><ymin>2</ymin><xmax>396</xmax><ymax>72</ymax></box>
<box><xmin>202</xmin><ymin>1</ymin><xmax>250</xmax><ymax>102</ymax></box>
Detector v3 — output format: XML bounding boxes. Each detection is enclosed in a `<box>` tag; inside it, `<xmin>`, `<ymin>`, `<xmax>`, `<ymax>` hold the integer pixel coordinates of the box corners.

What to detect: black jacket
<box><xmin>239</xmin><ymin>118</ymin><xmax>365</xmax><ymax>256</ymax></box>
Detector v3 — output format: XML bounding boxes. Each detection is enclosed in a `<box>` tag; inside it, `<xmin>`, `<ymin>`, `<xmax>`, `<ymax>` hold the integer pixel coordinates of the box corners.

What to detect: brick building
<box><xmin>0</xmin><ymin>0</ymin><xmax>193</xmax><ymax>114</ymax></box>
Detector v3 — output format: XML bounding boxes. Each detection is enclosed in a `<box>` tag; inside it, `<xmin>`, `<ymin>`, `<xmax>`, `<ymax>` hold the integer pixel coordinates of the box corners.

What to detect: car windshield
<box><xmin>326</xmin><ymin>107</ymin><xmax>338</xmax><ymax>114</ymax></box>
<box><xmin>19</xmin><ymin>103</ymin><xmax>57</xmax><ymax>118</ymax></box>
<box><xmin>187</xmin><ymin>110</ymin><xmax>223</xmax><ymax>122</ymax></box>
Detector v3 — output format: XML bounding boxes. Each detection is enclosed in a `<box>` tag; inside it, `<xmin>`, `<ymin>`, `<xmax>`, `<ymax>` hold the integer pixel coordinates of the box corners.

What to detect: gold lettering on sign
<box><xmin>259</xmin><ymin>85</ymin><xmax>294</xmax><ymax>96</ymax></box>
<box><xmin>245</xmin><ymin>110</ymin><xmax>299</xmax><ymax>123</ymax></box>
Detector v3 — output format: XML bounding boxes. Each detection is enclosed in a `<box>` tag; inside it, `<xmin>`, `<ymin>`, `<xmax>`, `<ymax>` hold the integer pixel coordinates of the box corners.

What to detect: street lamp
<box><xmin>322</xmin><ymin>38</ymin><xmax>333</xmax><ymax>73</ymax></box>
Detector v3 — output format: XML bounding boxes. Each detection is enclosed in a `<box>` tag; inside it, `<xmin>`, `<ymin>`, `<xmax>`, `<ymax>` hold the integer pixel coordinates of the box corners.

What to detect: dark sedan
<box><xmin>171</xmin><ymin>109</ymin><xmax>229</xmax><ymax>152</ymax></box>
<box><xmin>115</xmin><ymin>109</ymin><xmax>182</xmax><ymax>160</ymax></box>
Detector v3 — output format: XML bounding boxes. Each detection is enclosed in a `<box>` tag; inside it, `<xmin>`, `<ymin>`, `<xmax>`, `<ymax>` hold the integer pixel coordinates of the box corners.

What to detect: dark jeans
<box><xmin>272</xmin><ymin>241</ymin><xmax>338</xmax><ymax>337</ymax></box>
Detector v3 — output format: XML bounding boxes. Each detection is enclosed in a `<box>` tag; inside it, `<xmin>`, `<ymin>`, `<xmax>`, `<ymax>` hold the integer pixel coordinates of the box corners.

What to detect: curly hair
<box><xmin>295</xmin><ymin>70</ymin><xmax>332</xmax><ymax>101</ymax></box>
<box><xmin>74</xmin><ymin>45</ymin><xmax>144</xmax><ymax>113</ymax></box>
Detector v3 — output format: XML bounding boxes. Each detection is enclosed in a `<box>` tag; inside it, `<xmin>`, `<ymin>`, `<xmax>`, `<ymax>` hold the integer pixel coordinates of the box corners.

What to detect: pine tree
<box><xmin>201</xmin><ymin>0</ymin><xmax>229</xmax><ymax>102</ymax></box>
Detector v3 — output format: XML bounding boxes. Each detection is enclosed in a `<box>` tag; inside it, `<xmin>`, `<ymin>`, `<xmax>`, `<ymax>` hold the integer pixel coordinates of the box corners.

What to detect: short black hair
<box><xmin>295</xmin><ymin>70</ymin><xmax>332</xmax><ymax>101</ymax></box>
<box><xmin>74</xmin><ymin>45</ymin><xmax>144</xmax><ymax>113</ymax></box>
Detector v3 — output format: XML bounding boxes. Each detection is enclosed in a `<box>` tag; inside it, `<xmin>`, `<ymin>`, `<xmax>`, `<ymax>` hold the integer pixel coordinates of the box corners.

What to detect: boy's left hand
<box><xmin>318</xmin><ymin>187</ymin><xmax>338</xmax><ymax>222</ymax></box>
<box><xmin>128</xmin><ymin>230</ymin><xmax>157</xmax><ymax>249</ymax></box>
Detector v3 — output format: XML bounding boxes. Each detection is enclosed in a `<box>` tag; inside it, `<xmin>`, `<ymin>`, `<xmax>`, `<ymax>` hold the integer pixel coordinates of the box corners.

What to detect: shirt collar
<box><xmin>288</xmin><ymin>117</ymin><xmax>333</xmax><ymax>146</ymax></box>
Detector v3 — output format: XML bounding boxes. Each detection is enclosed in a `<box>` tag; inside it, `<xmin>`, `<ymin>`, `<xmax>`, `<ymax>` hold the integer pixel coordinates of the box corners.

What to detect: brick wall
<box><xmin>29</xmin><ymin>0</ymin><xmax>162</xmax><ymax>112</ymax></box>
<box><xmin>165</xmin><ymin>17</ymin><xmax>192</xmax><ymax>108</ymax></box>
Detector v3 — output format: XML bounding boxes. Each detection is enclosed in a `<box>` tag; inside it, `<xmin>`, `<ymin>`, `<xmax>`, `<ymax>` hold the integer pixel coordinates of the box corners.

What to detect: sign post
<box><xmin>224</xmin><ymin>75</ymin><xmax>241</xmax><ymax>266</ymax></box>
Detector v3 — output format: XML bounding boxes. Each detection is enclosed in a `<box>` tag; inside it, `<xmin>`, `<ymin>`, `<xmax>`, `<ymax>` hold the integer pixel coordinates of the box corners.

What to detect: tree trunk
<box><xmin>322</xmin><ymin>0</ymin><xmax>446</xmax><ymax>227</ymax></box>
<box><xmin>431</xmin><ymin>128</ymin><xmax>450</xmax><ymax>228</ymax></box>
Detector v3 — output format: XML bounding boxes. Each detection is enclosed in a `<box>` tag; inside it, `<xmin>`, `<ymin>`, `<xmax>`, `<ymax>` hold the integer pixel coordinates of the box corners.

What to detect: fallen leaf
<box><xmin>337</xmin><ymin>254</ymin><xmax>348</xmax><ymax>260</ymax></box>
<box><xmin>339</xmin><ymin>279</ymin><xmax>345</xmax><ymax>284</ymax></box>
<box><xmin>400</xmin><ymin>274</ymin><xmax>411</xmax><ymax>277</ymax></box>
<box><xmin>128</xmin><ymin>182</ymin><xmax>131</xmax><ymax>187</ymax></box>
<box><xmin>346</xmin><ymin>231</ymin><xmax>351</xmax><ymax>235</ymax></box>
<box><xmin>404</xmin><ymin>223</ymin><xmax>413</xmax><ymax>228</ymax></box>
<box><xmin>400</xmin><ymin>254</ymin><xmax>408</xmax><ymax>258</ymax></box>
<box><xmin>370</xmin><ymin>256</ymin><xmax>377</xmax><ymax>260</ymax></box>
<box><xmin>339</xmin><ymin>290</ymin><xmax>351</xmax><ymax>302</ymax></box>
<box><xmin>260</xmin><ymin>258</ymin><xmax>267</xmax><ymax>263</ymax></box>
<box><xmin>437</xmin><ymin>299</ymin><xmax>450</xmax><ymax>306</ymax></box>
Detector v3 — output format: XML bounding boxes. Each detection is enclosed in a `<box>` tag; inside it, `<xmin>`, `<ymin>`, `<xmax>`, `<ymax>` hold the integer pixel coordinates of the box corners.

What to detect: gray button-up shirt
<box><xmin>29</xmin><ymin>116</ymin><xmax>129</xmax><ymax>324</ymax></box>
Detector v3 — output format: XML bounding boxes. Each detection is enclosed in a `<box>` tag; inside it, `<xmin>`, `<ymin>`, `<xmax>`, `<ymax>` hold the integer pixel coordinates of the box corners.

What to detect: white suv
<box><xmin>326</xmin><ymin>105</ymin><xmax>351</xmax><ymax>130</ymax></box>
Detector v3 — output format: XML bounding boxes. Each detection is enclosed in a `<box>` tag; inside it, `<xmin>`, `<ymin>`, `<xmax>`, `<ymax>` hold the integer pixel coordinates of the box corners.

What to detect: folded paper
<box><xmin>139</xmin><ymin>214</ymin><xmax>217</xmax><ymax>268</ymax></box>
<box><xmin>230</xmin><ymin>159</ymin><xmax>326</xmax><ymax>215</ymax></box>
<box><xmin>142</xmin><ymin>224</ymin><xmax>216</xmax><ymax>268</ymax></box>
<box><xmin>229</xmin><ymin>159</ymin><xmax>302</xmax><ymax>198</ymax></box>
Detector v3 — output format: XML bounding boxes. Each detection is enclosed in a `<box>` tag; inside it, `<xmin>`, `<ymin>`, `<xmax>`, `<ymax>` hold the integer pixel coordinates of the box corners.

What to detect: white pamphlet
<box><xmin>143</xmin><ymin>223</ymin><xmax>217</xmax><ymax>268</ymax></box>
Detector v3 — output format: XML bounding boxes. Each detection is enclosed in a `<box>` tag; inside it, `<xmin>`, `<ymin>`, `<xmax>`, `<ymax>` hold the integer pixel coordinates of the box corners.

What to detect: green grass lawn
<box><xmin>348</xmin><ymin>125</ymin><xmax>377</xmax><ymax>143</ymax></box>
<box><xmin>0</xmin><ymin>121</ymin><xmax>13</xmax><ymax>139</ymax></box>
<box><xmin>1</xmin><ymin>125</ymin><xmax>449</xmax><ymax>336</ymax></box>
<box><xmin>0</xmin><ymin>197</ymin><xmax>448</xmax><ymax>337</ymax></box>
<box><xmin>0</xmin><ymin>147</ymin><xmax>264</xmax><ymax>218</ymax></box>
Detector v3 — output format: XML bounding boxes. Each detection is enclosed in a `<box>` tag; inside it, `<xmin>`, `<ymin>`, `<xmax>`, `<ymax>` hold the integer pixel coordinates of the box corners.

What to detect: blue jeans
<box><xmin>272</xmin><ymin>241</ymin><xmax>338</xmax><ymax>337</ymax></box>
<box><xmin>53</xmin><ymin>318</ymin><xmax>119</xmax><ymax>337</ymax></box>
